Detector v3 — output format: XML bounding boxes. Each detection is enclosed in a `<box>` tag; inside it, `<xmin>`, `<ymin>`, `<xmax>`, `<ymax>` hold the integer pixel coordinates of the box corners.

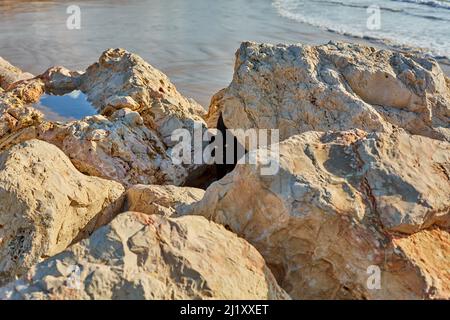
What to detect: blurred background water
<box><xmin>273</xmin><ymin>0</ymin><xmax>450</xmax><ymax>58</ymax></box>
<box><xmin>0</xmin><ymin>0</ymin><xmax>448</xmax><ymax>107</ymax></box>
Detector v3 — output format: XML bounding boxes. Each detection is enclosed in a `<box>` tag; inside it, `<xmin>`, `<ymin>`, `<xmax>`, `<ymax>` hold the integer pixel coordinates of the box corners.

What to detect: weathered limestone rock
<box><xmin>186</xmin><ymin>128</ymin><xmax>450</xmax><ymax>299</ymax></box>
<box><xmin>31</xmin><ymin>49</ymin><xmax>208</xmax><ymax>186</ymax></box>
<box><xmin>0</xmin><ymin>50</ymin><xmax>208</xmax><ymax>188</ymax></box>
<box><xmin>39</xmin><ymin>108</ymin><xmax>188</xmax><ymax>186</ymax></box>
<box><xmin>43</xmin><ymin>48</ymin><xmax>206</xmax><ymax>147</ymax></box>
<box><xmin>40</xmin><ymin>66</ymin><xmax>83</xmax><ymax>94</ymax></box>
<box><xmin>207</xmin><ymin>42</ymin><xmax>450</xmax><ymax>143</ymax></box>
<box><xmin>125</xmin><ymin>185</ymin><xmax>205</xmax><ymax>216</ymax></box>
<box><xmin>0</xmin><ymin>212</ymin><xmax>290</xmax><ymax>300</ymax></box>
<box><xmin>0</xmin><ymin>80</ymin><xmax>44</xmax><ymax>149</ymax></box>
<box><xmin>393</xmin><ymin>228</ymin><xmax>450</xmax><ymax>297</ymax></box>
<box><xmin>0</xmin><ymin>140</ymin><xmax>125</xmax><ymax>286</ymax></box>
<box><xmin>0</xmin><ymin>57</ymin><xmax>34</xmax><ymax>90</ymax></box>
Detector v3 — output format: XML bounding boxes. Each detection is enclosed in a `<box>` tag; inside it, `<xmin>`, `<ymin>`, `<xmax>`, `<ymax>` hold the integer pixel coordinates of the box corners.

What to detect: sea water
<box><xmin>273</xmin><ymin>0</ymin><xmax>450</xmax><ymax>59</ymax></box>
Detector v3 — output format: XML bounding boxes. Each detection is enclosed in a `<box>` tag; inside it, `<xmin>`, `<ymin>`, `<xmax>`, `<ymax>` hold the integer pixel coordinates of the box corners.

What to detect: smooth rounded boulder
<box><xmin>0</xmin><ymin>139</ymin><xmax>124</xmax><ymax>285</ymax></box>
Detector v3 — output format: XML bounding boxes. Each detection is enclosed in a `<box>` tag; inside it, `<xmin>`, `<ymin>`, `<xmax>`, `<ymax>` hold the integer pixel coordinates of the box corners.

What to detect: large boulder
<box><xmin>185</xmin><ymin>128</ymin><xmax>450</xmax><ymax>299</ymax></box>
<box><xmin>124</xmin><ymin>184</ymin><xmax>205</xmax><ymax>216</ymax></box>
<box><xmin>0</xmin><ymin>212</ymin><xmax>290</xmax><ymax>300</ymax></box>
<box><xmin>39</xmin><ymin>108</ymin><xmax>188</xmax><ymax>186</ymax></box>
<box><xmin>38</xmin><ymin>49</ymin><xmax>209</xmax><ymax>185</ymax></box>
<box><xmin>0</xmin><ymin>49</ymin><xmax>208</xmax><ymax>185</ymax></box>
<box><xmin>207</xmin><ymin>42</ymin><xmax>450</xmax><ymax>143</ymax></box>
<box><xmin>0</xmin><ymin>57</ymin><xmax>34</xmax><ymax>90</ymax></box>
<box><xmin>43</xmin><ymin>48</ymin><xmax>207</xmax><ymax>147</ymax></box>
<box><xmin>0</xmin><ymin>140</ymin><xmax>124</xmax><ymax>285</ymax></box>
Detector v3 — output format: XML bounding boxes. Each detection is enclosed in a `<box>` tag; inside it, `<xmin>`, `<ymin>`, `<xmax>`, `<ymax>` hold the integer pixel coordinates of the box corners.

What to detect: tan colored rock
<box><xmin>0</xmin><ymin>140</ymin><xmax>125</xmax><ymax>285</ymax></box>
<box><xmin>0</xmin><ymin>79</ymin><xmax>44</xmax><ymax>146</ymax></box>
<box><xmin>0</xmin><ymin>57</ymin><xmax>34</xmax><ymax>90</ymax></box>
<box><xmin>0</xmin><ymin>74</ymin><xmax>49</xmax><ymax>150</ymax></box>
<box><xmin>207</xmin><ymin>42</ymin><xmax>450</xmax><ymax>143</ymax></box>
<box><xmin>205</xmin><ymin>88</ymin><xmax>226</xmax><ymax>129</ymax></box>
<box><xmin>0</xmin><ymin>50</ymin><xmax>207</xmax><ymax>186</ymax></box>
<box><xmin>75</xmin><ymin>48</ymin><xmax>207</xmax><ymax>147</ymax></box>
<box><xmin>39</xmin><ymin>108</ymin><xmax>189</xmax><ymax>186</ymax></box>
<box><xmin>30</xmin><ymin>49</ymin><xmax>208</xmax><ymax>186</ymax></box>
<box><xmin>186</xmin><ymin>128</ymin><xmax>450</xmax><ymax>299</ymax></box>
<box><xmin>0</xmin><ymin>212</ymin><xmax>290</xmax><ymax>300</ymax></box>
<box><xmin>125</xmin><ymin>184</ymin><xmax>205</xmax><ymax>216</ymax></box>
<box><xmin>38</xmin><ymin>49</ymin><xmax>206</xmax><ymax>141</ymax></box>
<box><xmin>393</xmin><ymin>228</ymin><xmax>450</xmax><ymax>298</ymax></box>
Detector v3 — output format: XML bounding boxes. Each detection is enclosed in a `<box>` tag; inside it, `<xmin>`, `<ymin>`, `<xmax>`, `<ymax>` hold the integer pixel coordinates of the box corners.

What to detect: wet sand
<box><xmin>0</xmin><ymin>0</ymin><xmax>448</xmax><ymax>107</ymax></box>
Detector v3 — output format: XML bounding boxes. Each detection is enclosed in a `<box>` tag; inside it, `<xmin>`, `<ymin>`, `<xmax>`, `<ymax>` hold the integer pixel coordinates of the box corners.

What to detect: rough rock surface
<box><xmin>0</xmin><ymin>212</ymin><xmax>290</xmax><ymax>300</ymax></box>
<box><xmin>125</xmin><ymin>184</ymin><xmax>205</xmax><ymax>216</ymax></box>
<box><xmin>186</xmin><ymin>128</ymin><xmax>450</xmax><ymax>299</ymax></box>
<box><xmin>0</xmin><ymin>140</ymin><xmax>124</xmax><ymax>286</ymax></box>
<box><xmin>1</xmin><ymin>44</ymin><xmax>449</xmax><ymax>301</ymax></box>
<box><xmin>207</xmin><ymin>42</ymin><xmax>450</xmax><ymax>143</ymax></box>
<box><xmin>43</xmin><ymin>48</ymin><xmax>207</xmax><ymax>147</ymax></box>
<box><xmin>0</xmin><ymin>57</ymin><xmax>34</xmax><ymax>90</ymax></box>
<box><xmin>39</xmin><ymin>108</ymin><xmax>189</xmax><ymax>186</ymax></box>
<box><xmin>0</xmin><ymin>80</ymin><xmax>44</xmax><ymax>149</ymax></box>
<box><xmin>393</xmin><ymin>227</ymin><xmax>450</xmax><ymax>296</ymax></box>
<box><xmin>1</xmin><ymin>49</ymin><xmax>208</xmax><ymax>186</ymax></box>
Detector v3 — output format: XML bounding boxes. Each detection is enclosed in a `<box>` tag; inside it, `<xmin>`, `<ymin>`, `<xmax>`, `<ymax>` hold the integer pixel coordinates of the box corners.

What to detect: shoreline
<box><xmin>0</xmin><ymin>0</ymin><xmax>448</xmax><ymax>107</ymax></box>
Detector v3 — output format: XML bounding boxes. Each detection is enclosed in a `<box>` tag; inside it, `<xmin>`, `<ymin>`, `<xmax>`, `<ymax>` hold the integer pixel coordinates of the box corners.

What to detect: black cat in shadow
<box><xmin>183</xmin><ymin>112</ymin><xmax>245</xmax><ymax>189</ymax></box>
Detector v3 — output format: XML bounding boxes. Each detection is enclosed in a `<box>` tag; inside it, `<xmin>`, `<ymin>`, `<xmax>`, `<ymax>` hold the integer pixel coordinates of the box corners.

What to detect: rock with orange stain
<box><xmin>0</xmin><ymin>79</ymin><xmax>44</xmax><ymax>148</ymax></box>
<box><xmin>0</xmin><ymin>59</ymin><xmax>44</xmax><ymax>150</ymax></box>
<box><xmin>393</xmin><ymin>228</ymin><xmax>450</xmax><ymax>299</ymax></box>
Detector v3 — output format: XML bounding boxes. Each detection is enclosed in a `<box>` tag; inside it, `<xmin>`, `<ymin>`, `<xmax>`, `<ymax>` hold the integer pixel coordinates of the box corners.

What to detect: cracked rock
<box><xmin>186</xmin><ymin>128</ymin><xmax>450</xmax><ymax>299</ymax></box>
<box><xmin>207</xmin><ymin>41</ymin><xmax>450</xmax><ymax>143</ymax></box>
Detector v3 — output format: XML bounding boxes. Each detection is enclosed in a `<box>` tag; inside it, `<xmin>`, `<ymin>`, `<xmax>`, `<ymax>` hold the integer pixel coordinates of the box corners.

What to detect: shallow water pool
<box><xmin>33</xmin><ymin>90</ymin><xmax>98</xmax><ymax>121</ymax></box>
